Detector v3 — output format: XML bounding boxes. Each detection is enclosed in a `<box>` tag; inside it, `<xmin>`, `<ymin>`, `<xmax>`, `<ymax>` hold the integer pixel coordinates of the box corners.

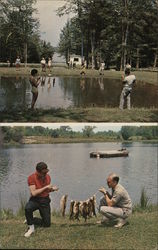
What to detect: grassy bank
<box><xmin>0</xmin><ymin>66</ymin><xmax>157</xmax><ymax>85</ymax></box>
<box><xmin>0</xmin><ymin>208</ymin><xmax>157</xmax><ymax>249</ymax></box>
<box><xmin>0</xmin><ymin>107</ymin><xmax>158</xmax><ymax>122</ymax></box>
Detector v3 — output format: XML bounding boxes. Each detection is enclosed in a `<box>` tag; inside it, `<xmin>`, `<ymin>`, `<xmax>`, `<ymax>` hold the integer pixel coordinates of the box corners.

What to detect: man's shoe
<box><xmin>24</xmin><ymin>225</ymin><xmax>35</xmax><ymax>238</ymax></box>
<box><xmin>114</xmin><ymin>219</ymin><xmax>127</xmax><ymax>228</ymax></box>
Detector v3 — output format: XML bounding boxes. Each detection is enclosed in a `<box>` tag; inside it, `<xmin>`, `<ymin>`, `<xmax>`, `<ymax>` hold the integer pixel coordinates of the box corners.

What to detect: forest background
<box><xmin>0</xmin><ymin>0</ymin><xmax>158</xmax><ymax>70</ymax></box>
<box><xmin>1</xmin><ymin>126</ymin><xmax>158</xmax><ymax>144</ymax></box>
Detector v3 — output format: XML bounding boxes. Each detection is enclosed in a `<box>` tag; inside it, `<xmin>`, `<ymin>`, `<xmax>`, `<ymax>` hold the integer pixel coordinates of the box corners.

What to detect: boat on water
<box><xmin>90</xmin><ymin>148</ymin><xmax>129</xmax><ymax>158</ymax></box>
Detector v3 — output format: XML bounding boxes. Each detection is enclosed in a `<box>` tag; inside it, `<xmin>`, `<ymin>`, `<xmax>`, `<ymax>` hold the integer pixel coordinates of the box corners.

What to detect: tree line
<box><xmin>0</xmin><ymin>0</ymin><xmax>54</xmax><ymax>65</ymax></box>
<box><xmin>57</xmin><ymin>0</ymin><xmax>158</xmax><ymax>70</ymax></box>
<box><xmin>1</xmin><ymin>126</ymin><xmax>158</xmax><ymax>143</ymax></box>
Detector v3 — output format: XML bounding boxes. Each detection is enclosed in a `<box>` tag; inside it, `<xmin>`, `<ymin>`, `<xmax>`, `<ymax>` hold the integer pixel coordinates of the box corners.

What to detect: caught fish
<box><xmin>69</xmin><ymin>200</ymin><xmax>75</xmax><ymax>220</ymax></box>
<box><xmin>86</xmin><ymin>199</ymin><xmax>93</xmax><ymax>218</ymax></box>
<box><xmin>73</xmin><ymin>201</ymin><xmax>80</xmax><ymax>221</ymax></box>
<box><xmin>60</xmin><ymin>195</ymin><xmax>68</xmax><ymax>217</ymax></box>
<box><xmin>90</xmin><ymin>195</ymin><xmax>97</xmax><ymax>217</ymax></box>
<box><xmin>80</xmin><ymin>201</ymin><xmax>89</xmax><ymax>222</ymax></box>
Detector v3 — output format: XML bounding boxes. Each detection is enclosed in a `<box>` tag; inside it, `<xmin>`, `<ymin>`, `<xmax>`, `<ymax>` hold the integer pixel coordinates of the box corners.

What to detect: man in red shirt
<box><xmin>24</xmin><ymin>162</ymin><xmax>59</xmax><ymax>238</ymax></box>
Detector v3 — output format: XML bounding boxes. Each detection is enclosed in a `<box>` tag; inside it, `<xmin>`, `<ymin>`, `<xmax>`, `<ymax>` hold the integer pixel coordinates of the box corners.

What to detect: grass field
<box><xmin>0</xmin><ymin>208</ymin><xmax>157</xmax><ymax>249</ymax></box>
<box><xmin>0</xmin><ymin>107</ymin><xmax>158</xmax><ymax>122</ymax></box>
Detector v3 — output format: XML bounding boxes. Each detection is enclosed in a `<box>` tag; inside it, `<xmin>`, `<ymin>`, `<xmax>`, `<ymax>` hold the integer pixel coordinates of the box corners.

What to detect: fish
<box><xmin>79</xmin><ymin>201</ymin><xmax>89</xmax><ymax>222</ymax></box>
<box><xmin>90</xmin><ymin>195</ymin><xmax>97</xmax><ymax>217</ymax></box>
<box><xmin>69</xmin><ymin>200</ymin><xmax>75</xmax><ymax>220</ymax></box>
<box><xmin>73</xmin><ymin>201</ymin><xmax>80</xmax><ymax>221</ymax></box>
<box><xmin>86</xmin><ymin>199</ymin><xmax>93</xmax><ymax>217</ymax></box>
<box><xmin>60</xmin><ymin>195</ymin><xmax>68</xmax><ymax>217</ymax></box>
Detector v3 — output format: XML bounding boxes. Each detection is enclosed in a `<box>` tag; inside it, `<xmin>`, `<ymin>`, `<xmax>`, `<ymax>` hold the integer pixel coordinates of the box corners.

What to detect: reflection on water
<box><xmin>0</xmin><ymin>76</ymin><xmax>158</xmax><ymax>111</ymax></box>
<box><xmin>0</xmin><ymin>142</ymin><xmax>157</xmax><ymax>213</ymax></box>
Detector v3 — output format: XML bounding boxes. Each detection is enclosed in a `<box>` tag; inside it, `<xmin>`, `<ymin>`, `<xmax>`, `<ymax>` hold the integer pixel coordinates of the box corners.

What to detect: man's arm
<box><xmin>99</xmin><ymin>187</ymin><xmax>114</xmax><ymax>207</ymax></box>
<box><xmin>29</xmin><ymin>184</ymin><xmax>53</xmax><ymax>197</ymax></box>
<box><xmin>104</xmin><ymin>193</ymin><xmax>115</xmax><ymax>207</ymax></box>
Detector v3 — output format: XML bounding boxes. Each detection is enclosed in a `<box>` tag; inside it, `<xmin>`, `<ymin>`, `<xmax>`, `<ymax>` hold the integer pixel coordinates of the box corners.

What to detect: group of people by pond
<box><xmin>24</xmin><ymin>162</ymin><xmax>132</xmax><ymax>238</ymax></box>
<box><xmin>40</xmin><ymin>57</ymin><xmax>52</xmax><ymax>73</ymax></box>
<box><xmin>29</xmin><ymin>63</ymin><xmax>136</xmax><ymax>110</ymax></box>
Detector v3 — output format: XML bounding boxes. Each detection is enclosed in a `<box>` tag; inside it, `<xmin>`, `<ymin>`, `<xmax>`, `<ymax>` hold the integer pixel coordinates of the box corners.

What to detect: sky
<box><xmin>34</xmin><ymin>0</ymin><xmax>70</xmax><ymax>47</ymax></box>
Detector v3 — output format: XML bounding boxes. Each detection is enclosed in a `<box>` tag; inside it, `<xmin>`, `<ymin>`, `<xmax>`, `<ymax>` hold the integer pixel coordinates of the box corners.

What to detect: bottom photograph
<box><xmin>0</xmin><ymin>123</ymin><xmax>157</xmax><ymax>250</ymax></box>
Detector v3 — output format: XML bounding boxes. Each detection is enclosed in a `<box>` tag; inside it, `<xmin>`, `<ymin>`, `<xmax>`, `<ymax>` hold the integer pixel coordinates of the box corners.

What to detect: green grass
<box><xmin>0</xmin><ymin>107</ymin><xmax>158</xmax><ymax>122</ymax></box>
<box><xmin>0</xmin><ymin>208</ymin><xmax>157</xmax><ymax>249</ymax></box>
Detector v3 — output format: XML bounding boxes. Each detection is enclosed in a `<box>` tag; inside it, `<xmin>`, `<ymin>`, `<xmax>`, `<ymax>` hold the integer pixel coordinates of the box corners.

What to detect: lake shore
<box><xmin>3</xmin><ymin>136</ymin><xmax>158</xmax><ymax>146</ymax></box>
<box><xmin>0</xmin><ymin>207</ymin><xmax>157</xmax><ymax>249</ymax></box>
<box><xmin>0</xmin><ymin>66</ymin><xmax>157</xmax><ymax>85</ymax></box>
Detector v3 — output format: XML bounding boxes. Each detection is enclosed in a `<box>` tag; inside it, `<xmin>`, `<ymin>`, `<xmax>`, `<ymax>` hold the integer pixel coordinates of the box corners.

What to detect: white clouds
<box><xmin>34</xmin><ymin>0</ymin><xmax>70</xmax><ymax>46</ymax></box>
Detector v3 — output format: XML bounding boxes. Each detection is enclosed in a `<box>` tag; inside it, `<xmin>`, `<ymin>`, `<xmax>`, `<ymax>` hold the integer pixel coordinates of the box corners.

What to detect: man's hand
<box><xmin>49</xmin><ymin>185</ymin><xmax>59</xmax><ymax>192</ymax></box>
<box><xmin>99</xmin><ymin>187</ymin><xmax>107</xmax><ymax>195</ymax></box>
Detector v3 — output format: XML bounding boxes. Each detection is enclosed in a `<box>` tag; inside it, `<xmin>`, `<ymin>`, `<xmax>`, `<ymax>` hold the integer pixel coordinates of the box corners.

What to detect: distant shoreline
<box><xmin>3</xmin><ymin>136</ymin><xmax>158</xmax><ymax>146</ymax></box>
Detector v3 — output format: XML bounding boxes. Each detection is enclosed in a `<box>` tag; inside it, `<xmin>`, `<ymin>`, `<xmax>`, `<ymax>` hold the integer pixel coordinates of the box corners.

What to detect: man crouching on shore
<box><xmin>98</xmin><ymin>173</ymin><xmax>132</xmax><ymax>228</ymax></box>
<box><xmin>24</xmin><ymin>162</ymin><xmax>59</xmax><ymax>237</ymax></box>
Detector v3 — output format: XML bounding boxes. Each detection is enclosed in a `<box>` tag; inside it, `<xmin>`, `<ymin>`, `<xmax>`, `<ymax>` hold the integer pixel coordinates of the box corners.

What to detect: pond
<box><xmin>0</xmin><ymin>142</ymin><xmax>157</xmax><ymax>213</ymax></box>
<box><xmin>0</xmin><ymin>76</ymin><xmax>158</xmax><ymax>111</ymax></box>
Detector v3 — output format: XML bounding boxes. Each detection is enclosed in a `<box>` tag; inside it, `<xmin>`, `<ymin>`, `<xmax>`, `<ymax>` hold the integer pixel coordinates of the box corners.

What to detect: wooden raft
<box><xmin>90</xmin><ymin>149</ymin><xmax>129</xmax><ymax>158</ymax></box>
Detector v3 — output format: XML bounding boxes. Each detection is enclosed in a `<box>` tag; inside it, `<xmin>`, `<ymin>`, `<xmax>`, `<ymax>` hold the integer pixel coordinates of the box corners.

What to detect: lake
<box><xmin>0</xmin><ymin>142</ymin><xmax>157</xmax><ymax>213</ymax></box>
<box><xmin>0</xmin><ymin>76</ymin><xmax>158</xmax><ymax>111</ymax></box>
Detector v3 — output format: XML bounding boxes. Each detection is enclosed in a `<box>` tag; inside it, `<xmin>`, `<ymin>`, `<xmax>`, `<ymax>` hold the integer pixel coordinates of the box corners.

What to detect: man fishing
<box><xmin>24</xmin><ymin>162</ymin><xmax>59</xmax><ymax>237</ymax></box>
<box><xmin>119</xmin><ymin>64</ymin><xmax>136</xmax><ymax>110</ymax></box>
<box><xmin>98</xmin><ymin>173</ymin><xmax>132</xmax><ymax>228</ymax></box>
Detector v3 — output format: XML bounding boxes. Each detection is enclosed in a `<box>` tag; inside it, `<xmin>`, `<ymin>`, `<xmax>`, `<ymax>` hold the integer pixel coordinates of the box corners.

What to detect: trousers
<box><xmin>99</xmin><ymin>196</ymin><xmax>132</xmax><ymax>220</ymax></box>
<box><xmin>25</xmin><ymin>196</ymin><xmax>51</xmax><ymax>227</ymax></box>
<box><xmin>119</xmin><ymin>88</ymin><xmax>131</xmax><ymax>110</ymax></box>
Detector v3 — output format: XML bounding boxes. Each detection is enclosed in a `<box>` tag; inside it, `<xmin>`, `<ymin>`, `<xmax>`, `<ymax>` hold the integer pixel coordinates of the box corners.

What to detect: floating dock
<box><xmin>90</xmin><ymin>149</ymin><xmax>129</xmax><ymax>158</ymax></box>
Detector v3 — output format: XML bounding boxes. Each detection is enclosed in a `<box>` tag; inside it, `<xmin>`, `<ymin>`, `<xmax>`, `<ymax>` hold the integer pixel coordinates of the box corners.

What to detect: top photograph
<box><xmin>0</xmin><ymin>0</ymin><xmax>158</xmax><ymax>123</ymax></box>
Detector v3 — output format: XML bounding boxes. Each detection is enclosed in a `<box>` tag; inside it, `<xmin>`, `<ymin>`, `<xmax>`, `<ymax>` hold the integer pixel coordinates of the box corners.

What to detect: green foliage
<box><xmin>121</xmin><ymin>126</ymin><xmax>158</xmax><ymax>140</ymax></box>
<box><xmin>140</xmin><ymin>188</ymin><xmax>150</xmax><ymax>209</ymax></box>
<box><xmin>0</xmin><ymin>209</ymin><xmax>14</xmax><ymax>220</ymax></box>
<box><xmin>0</xmin><ymin>0</ymin><xmax>54</xmax><ymax>63</ymax></box>
<box><xmin>1</xmin><ymin>127</ymin><xmax>23</xmax><ymax>143</ymax></box>
<box><xmin>16</xmin><ymin>193</ymin><xmax>27</xmax><ymax>217</ymax></box>
<box><xmin>82</xmin><ymin>126</ymin><xmax>96</xmax><ymax>137</ymax></box>
<box><xmin>57</xmin><ymin>0</ymin><xmax>158</xmax><ymax>69</ymax></box>
<box><xmin>1</xmin><ymin>125</ymin><xmax>158</xmax><ymax>143</ymax></box>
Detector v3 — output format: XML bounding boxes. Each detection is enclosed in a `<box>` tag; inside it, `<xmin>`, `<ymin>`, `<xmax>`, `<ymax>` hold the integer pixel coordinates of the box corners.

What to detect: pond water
<box><xmin>0</xmin><ymin>76</ymin><xmax>158</xmax><ymax>111</ymax></box>
<box><xmin>0</xmin><ymin>142</ymin><xmax>157</xmax><ymax>213</ymax></box>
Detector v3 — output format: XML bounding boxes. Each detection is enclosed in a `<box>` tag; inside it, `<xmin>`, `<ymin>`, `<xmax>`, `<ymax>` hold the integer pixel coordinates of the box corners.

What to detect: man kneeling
<box><xmin>24</xmin><ymin>162</ymin><xmax>59</xmax><ymax>237</ymax></box>
<box><xmin>98</xmin><ymin>173</ymin><xmax>132</xmax><ymax>228</ymax></box>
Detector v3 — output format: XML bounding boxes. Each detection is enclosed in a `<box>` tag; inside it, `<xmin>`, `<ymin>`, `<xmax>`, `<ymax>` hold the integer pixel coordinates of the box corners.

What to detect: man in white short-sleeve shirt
<box><xmin>119</xmin><ymin>66</ymin><xmax>136</xmax><ymax>110</ymax></box>
<box><xmin>98</xmin><ymin>173</ymin><xmax>132</xmax><ymax>228</ymax></box>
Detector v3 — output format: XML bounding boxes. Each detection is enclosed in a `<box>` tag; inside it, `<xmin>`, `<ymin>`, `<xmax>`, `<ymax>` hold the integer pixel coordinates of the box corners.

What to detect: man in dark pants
<box><xmin>24</xmin><ymin>162</ymin><xmax>59</xmax><ymax>238</ymax></box>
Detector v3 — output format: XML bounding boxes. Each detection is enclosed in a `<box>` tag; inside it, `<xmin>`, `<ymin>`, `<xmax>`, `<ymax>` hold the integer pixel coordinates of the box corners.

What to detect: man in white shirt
<box><xmin>119</xmin><ymin>66</ymin><xmax>136</xmax><ymax>110</ymax></box>
<box><xmin>41</xmin><ymin>57</ymin><xmax>46</xmax><ymax>72</ymax></box>
<box><xmin>98</xmin><ymin>173</ymin><xmax>132</xmax><ymax>228</ymax></box>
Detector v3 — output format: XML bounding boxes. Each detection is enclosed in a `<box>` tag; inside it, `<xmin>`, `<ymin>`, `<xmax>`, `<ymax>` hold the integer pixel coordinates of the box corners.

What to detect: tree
<box><xmin>0</xmin><ymin>0</ymin><xmax>39</xmax><ymax>65</ymax></box>
<box><xmin>82</xmin><ymin>126</ymin><xmax>96</xmax><ymax>137</ymax></box>
<box><xmin>57</xmin><ymin>0</ymin><xmax>158</xmax><ymax>69</ymax></box>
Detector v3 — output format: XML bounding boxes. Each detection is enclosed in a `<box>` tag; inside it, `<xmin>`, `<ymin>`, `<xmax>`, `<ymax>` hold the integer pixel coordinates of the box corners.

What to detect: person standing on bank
<box><xmin>119</xmin><ymin>65</ymin><xmax>136</xmax><ymax>110</ymax></box>
<box><xmin>41</xmin><ymin>57</ymin><xmax>46</xmax><ymax>72</ymax></box>
<box><xmin>98</xmin><ymin>173</ymin><xmax>132</xmax><ymax>228</ymax></box>
<box><xmin>24</xmin><ymin>162</ymin><xmax>59</xmax><ymax>238</ymax></box>
<box><xmin>15</xmin><ymin>56</ymin><xmax>21</xmax><ymax>70</ymax></box>
<box><xmin>29</xmin><ymin>69</ymin><xmax>41</xmax><ymax>109</ymax></box>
